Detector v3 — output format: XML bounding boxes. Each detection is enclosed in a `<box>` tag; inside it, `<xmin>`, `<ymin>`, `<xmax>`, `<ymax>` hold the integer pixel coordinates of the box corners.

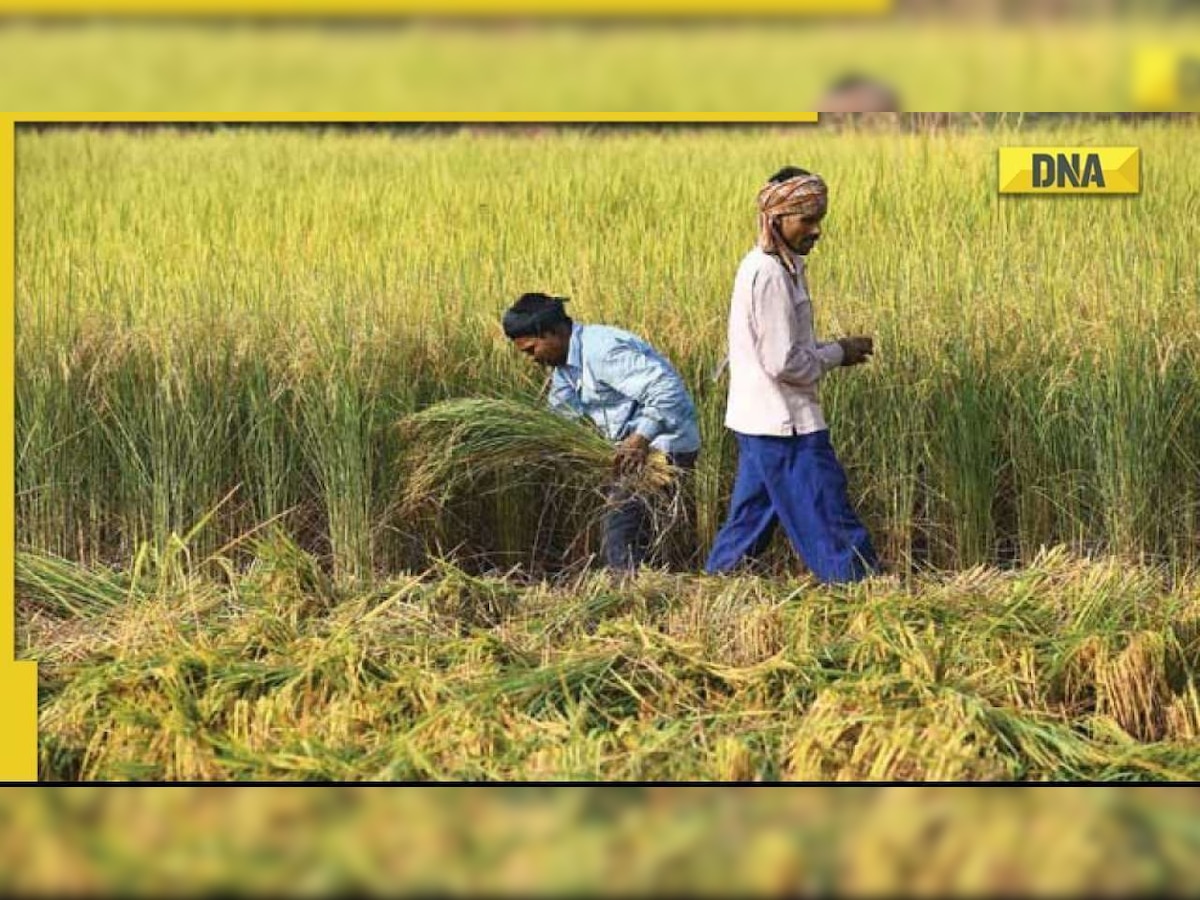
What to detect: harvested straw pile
<box><xmin>396</xmin><ymin>397</ymin><xmax>676</xmax><ymax>517</ymax></box>
<box><xmin>19</xmin><ymin>533</ymin><xmax>1200</xmax><ymax>783</ymax></box>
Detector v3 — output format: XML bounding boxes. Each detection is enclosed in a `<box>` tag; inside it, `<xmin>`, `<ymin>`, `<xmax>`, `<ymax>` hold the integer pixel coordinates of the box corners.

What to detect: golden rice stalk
<box><xmin>1095</xmin><ymin>631</ymin><xmax>1171</xmax><ymax>742</ymax></box>
<box><xmin>1165</xmin><ymin>684</ymin><xmax>1200</xmax><ymax>741</ymax></box>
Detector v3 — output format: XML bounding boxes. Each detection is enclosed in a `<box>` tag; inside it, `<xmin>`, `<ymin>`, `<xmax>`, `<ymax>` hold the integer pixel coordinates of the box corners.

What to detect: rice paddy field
<box><xmin>14</xmin><ymin>119</ymin><xmax>1200</xmax><ymax>781</ymax></box>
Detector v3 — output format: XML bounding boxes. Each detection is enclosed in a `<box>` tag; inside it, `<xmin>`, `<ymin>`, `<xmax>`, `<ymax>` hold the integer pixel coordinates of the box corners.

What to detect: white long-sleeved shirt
<box><xmin>723</xmin><ymin>247</ymin><xmax>844</xmax><ymax>436</ymax></box>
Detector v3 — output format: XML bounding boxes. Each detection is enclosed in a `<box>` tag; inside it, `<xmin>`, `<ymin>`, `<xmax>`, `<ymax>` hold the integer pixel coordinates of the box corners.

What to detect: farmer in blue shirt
<box><xmin>502</xmin><ymin>292</ymin><xmax>701</xmax><ymax>571</ymax></box>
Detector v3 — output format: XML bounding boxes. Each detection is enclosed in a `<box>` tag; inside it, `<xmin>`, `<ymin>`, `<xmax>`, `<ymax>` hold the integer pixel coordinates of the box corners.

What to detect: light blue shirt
<box><xmin>548</xmin><ymin>323</ymin><xmax>701</xmax><ymax>455</ymax></box>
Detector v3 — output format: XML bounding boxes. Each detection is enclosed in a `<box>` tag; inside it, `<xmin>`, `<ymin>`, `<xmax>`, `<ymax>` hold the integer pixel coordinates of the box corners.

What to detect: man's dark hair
<box><xmin>502</xmin><ymin>292</ymin><xmax>572</xmax><ymax>339</ymax></box>
<box><xmin>511</xmin><ymin>292</ymin><xmax>564</xmax><ymax>312</ymax></box>
<box><xmin>768</xmin><ymin>166</ymin><xmax>812</xmax><ymax>184</ymax></box>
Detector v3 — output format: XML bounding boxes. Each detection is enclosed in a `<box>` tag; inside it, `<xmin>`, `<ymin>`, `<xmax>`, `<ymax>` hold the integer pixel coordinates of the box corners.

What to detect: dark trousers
<box><xmin>704</xmin><ymin>430</ymin><xmax>878</xmax><ymax>583</ymax></box>
<box><xmin>603</xmin><ymin>451</ymin><xmax>698</xmax><ymax>572</ymax></box>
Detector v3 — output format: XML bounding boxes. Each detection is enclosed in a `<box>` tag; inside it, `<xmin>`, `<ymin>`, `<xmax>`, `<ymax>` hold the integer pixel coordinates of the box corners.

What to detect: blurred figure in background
<box><xmin>816</xmin><ymin>73</ymin><xmax>902</xmax><ymax>114</ymax></box>
<box><xmin>817</xmin><ymin>74</ymin><xmax>902</xmax><ymax>130</ymax></box>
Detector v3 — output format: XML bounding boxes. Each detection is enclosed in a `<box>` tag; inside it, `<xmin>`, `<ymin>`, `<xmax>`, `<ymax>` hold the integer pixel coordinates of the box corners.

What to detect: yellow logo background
<box><xmin>998</xmin><ymin>147</ymin><xmax>1141</xmax><ymax>195</ymax></box>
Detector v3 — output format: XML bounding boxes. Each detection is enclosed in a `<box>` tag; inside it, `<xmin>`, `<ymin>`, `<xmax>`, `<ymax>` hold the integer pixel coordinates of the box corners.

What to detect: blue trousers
<box><xmin>704</xmin><ymin>430</ymin><xmax>878</xmax><ymax>583</ymax></box>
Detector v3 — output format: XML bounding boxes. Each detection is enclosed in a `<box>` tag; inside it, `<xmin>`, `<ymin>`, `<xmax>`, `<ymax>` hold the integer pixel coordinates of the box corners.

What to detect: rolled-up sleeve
<box><xmin>751</xmin><ymin>264</ymin><xmax>843</xmax><ymax>386</ymax></box>
<box><xmin>599</xmin><ymin>341</ymin><xmax>695</xmax><ymax>443</ymax></box>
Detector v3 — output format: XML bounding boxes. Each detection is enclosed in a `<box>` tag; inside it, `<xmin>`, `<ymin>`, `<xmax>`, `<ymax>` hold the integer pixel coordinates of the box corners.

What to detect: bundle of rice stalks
<box><xmin>395</xmin><ymin>397</ymin><xmax>676</xmax><ymax>517</ymax></box>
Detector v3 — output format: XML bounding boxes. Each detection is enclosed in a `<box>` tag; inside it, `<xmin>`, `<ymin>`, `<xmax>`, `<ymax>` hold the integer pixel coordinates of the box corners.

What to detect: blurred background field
<box><xmin>0</xmin><ymin>13</ymin><xmax>1198</xmax><ymax>112</ymax></box>
<box><xmin>3</xmin><ymin>786</ymin><xmax>1200</xmax><ymax>895</ymax></box>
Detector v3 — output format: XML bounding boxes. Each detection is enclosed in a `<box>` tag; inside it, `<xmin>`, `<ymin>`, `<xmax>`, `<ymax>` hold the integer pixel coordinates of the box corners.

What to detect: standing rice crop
<box><xmin>14</xmin><ymin>121</ymin><xmax>1200</xmax><ymax>575</ymax></box>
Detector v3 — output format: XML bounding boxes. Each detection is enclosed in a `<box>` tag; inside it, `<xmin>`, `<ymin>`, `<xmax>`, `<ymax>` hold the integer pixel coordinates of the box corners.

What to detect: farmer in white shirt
<box><xmin>705</xmin><ymin>167</ymin><xmax>879</xmax><ymax>583</ymax></box>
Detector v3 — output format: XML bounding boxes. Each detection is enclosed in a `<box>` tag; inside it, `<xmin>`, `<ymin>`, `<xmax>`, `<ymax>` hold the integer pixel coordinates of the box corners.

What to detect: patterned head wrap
<box><xmin>756</xmin><ymin>173</ymin><xmax>828</xmax><ymax>276</ymax></box>
<box><xmin>502</xmin><ymin>292</ymin><xmax>570</xmax><ymax>339</ymax></box>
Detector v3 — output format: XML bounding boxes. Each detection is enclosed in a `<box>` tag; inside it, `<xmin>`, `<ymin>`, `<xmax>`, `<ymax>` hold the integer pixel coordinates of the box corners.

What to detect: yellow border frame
<box><xmin>13</xmin><ymin>112</ymin><xmax>820</xmax><ymax>124</ymax></box>
<box><xmin>1</xmin><ymin>1</ymin><xmax>892</xmax><ymax>14</ymax></box>
<box><xmin>0</xmin><ymin>109</ymin><xmax>819</xmax><ymax>783</ymax></box>
<box><xmin>0</xmin><ymin>113</ymin><xmax>36</xmax><ymax>782</ymax></box>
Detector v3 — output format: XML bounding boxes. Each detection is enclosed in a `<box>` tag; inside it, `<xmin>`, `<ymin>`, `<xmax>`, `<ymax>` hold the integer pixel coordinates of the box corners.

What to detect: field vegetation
<box><xmin>14</xmin><ymin>120</ymin><xmax>1200</xmax><ymax>780</ymax></box>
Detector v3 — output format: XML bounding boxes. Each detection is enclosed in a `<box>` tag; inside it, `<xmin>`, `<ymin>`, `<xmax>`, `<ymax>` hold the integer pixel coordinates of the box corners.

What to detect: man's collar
<box><xmin>761</xmin><ymin>245</ymin><xmax>807</xmax><ymax>277</ymax></box>
<box><xmin>565</xmin><ymin>322</ymin><xmax>583</xmax><ymax>370</ymax></box>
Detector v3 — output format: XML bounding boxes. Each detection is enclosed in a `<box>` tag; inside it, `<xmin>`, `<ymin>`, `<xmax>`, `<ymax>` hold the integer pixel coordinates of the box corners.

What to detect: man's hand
<box><xmin>837</xmin><ymin>336</ymin><xmax>875</xmax><ymax>367</ymax></box>
<box><xmin>614</xmin><ymin>433</ymin><xmax>651</xmax><ymax>477</ymax></box>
